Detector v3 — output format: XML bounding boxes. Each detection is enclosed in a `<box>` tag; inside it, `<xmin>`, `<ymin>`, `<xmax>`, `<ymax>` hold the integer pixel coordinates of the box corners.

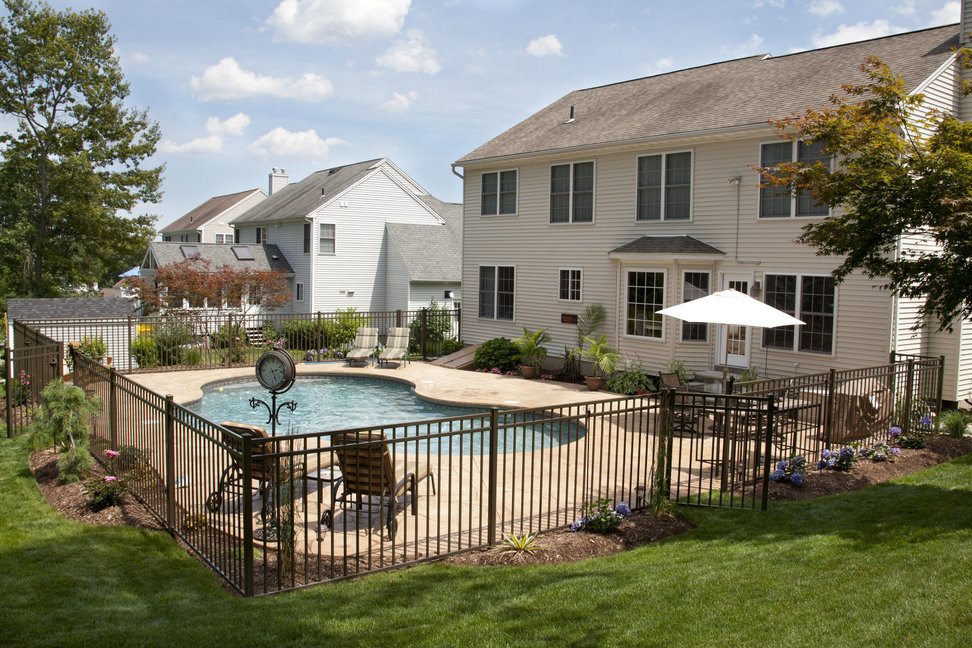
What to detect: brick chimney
<box><xmin>269</xmin><ymin>167</ymin><xmax>288</xmax><ymax>195</ymax></box>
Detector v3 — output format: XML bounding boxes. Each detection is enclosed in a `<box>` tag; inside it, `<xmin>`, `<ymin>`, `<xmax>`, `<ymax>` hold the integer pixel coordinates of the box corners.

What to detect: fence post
<box><xmin>241</xmin><ymin>432</ymin><xmax>255</xmax><ymax>597</ymax></box>
<box><xmin>936</xmin><ymin>355</ymin><xmax>946</xmax><ymax>415</ymax></box>
<box><xmin>824</xmin><ymin>368</ymin><xmax>836</xmax><ymax>447</ymax></box>
<box><xmin>903</xmin><ymin>358</ymin><xmax>915</xmax><ymax>435</ymax></box>
<box><xmin>420</xmin><ymin>308</ymin><xmax>428</xmax><ymax>360</ymax></box>
<box><xmin>164</xmin><ymin>394</ymin><xmax>177</xmax><ymax>532</ymax></box>
<box><xmin>487</xmin><ymin>408</ymin><xmax>499</xmax><ymax>546</ymax></box>
<box><xmin>108</xmin><ymin>368</ymin><xmax>118</xmax><ymax>450</ymax></box>
<box><xmin>4</xmin><ymin>346</ymin><xmax>12</xmax><ymax>438</ymax></box>
<box><xmin>761</xmin><ymin>395</ymin><xmax>776</xmax><ymax>511</ymax></box>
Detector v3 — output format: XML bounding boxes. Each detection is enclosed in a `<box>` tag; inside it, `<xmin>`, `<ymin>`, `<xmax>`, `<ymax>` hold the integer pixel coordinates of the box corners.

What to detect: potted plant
<box><xmin>582</xmin><ymin>334</ymin><xmax>619</xmax><ymax>391</ymax></box>
<box><xmin>515</xmin><ymin>327</ymin><xmax>551</xmax><ymax>379</ymax></box>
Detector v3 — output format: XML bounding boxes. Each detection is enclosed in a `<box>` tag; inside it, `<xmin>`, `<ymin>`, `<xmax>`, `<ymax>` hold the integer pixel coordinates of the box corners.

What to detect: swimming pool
<box><xmin>188</xmin><ymin>376</ymin><xmax>584</xmax><ymax>453</ymax></box>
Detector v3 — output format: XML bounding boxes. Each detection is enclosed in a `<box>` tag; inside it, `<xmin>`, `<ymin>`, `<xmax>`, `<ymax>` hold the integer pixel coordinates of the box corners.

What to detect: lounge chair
<box><xmin>378</xmin><ymin>327</ymin><xmax>410</xmax><ymax>367</ymax></box>
<box><xmin>321</xmin><ymin>430</ymin><xmax>436</xmax><ymax>539</ymax></box>
<box><xmin>345</xmin><ymin>327</ymin><xmax>378</xmax><ymax>365</ymax></box>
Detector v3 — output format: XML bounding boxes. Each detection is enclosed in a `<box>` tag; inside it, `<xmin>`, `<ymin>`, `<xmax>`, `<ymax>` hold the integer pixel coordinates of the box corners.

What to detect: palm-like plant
<box><xmin>515</xmin><ymin>327</ymin><xmax>551</xmax><ymax>371</ymax></box>
<box><xmin>582</xmin><ymin>335</ymin><xmax>619</xmax><ymax>378</ymax></box>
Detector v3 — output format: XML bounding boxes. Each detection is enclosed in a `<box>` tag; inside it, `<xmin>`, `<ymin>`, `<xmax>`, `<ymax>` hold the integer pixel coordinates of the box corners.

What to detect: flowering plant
<box><xmin>770</xmin><ymin>455</ymin><xmax>807</xmax><ymax>486</ymax></box>
<box><xmin>570</xmin><ymin>498</ymin><xmax>632</xmax><ymax>534</ymax></box>
<box><xmin>818</xmin><ymin>447</ymin><xmax>856</xmax><ymax>471</ymax></box>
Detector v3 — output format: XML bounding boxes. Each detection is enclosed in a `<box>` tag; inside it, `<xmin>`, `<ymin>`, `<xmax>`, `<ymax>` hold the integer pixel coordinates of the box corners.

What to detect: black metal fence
<box><xmin>16</xmin><ymin>306</ymin><xmax>461</xmax><ymax>374</ymax></box>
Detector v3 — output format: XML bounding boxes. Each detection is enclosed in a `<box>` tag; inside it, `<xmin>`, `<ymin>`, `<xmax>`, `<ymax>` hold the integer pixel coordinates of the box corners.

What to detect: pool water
<box><xmin>189</xmin><ymin>376</ymin><xmax>583</xmax><ymax>453</ymax></box>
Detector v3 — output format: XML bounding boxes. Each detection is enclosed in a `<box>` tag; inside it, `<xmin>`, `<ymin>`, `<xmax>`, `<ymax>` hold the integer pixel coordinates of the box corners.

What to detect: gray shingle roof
<box><xmin>160</xmin><ymin>189</ymin><xmax>263</xmax><ymax>233</ymax></box>
<box><xmin>146</xmin><ymin>242</ymin><xmax>295</xmax><ymax>274</ymax></box>
<box><xmin>457</xmin><ymin>24</ymin><xmax>959</xmax><ymax>164</ymax></box>
<box><xmin>386</xmin><ymin>196</ymin><xmax>463</xmax><ymax>282</ymax></box>
<box><xmin>7</xmin><ymin>297</ymin><xmax>137</xmax><ymax>321</ymax></box>
<box><xmin>231</xmin><ymin>159</ymin><xmax>382</xmax><ymax>224</ymax></box>
<box><xmin>610</xmin><ymin>236</ymin><xmax>724</xmax><ymax>256</ymax></box>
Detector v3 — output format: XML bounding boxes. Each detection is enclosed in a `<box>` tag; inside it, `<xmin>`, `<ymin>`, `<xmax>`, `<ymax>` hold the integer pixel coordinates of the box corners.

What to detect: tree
<box><xmin>0</xmin><ymin>0</ymin><xmax>162</xmax><ymax>297</ymax></box>
<box><xmin>760</xmin><ymin>55</ymin><xmax>972</xmax><ymax>330</ymax></box>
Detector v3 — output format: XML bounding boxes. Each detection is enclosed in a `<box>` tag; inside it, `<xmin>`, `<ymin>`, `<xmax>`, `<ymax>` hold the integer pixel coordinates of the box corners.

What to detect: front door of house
<box><xmin>719</xmin><ymin>275</ymin><xmax>751</xmax><ymax>368</ymax></box>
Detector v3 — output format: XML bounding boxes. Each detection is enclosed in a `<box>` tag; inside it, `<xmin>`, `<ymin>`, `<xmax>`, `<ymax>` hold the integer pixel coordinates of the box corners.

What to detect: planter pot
<box><xmin>585</xmin><ymin>375</ymin><xmax>604</xmax><ymax>391</ymax></box>
<box><xmin>520</xmin><ymin>366</ymin><xmax>538</xmax><ymax>379</ymax></box>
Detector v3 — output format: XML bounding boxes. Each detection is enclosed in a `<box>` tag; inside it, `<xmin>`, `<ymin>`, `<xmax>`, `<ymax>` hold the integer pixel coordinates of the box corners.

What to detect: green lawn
<box><xmin>2</xmin><ymin>436</ymin><xmax>970</xmax><ymax>647</ymax></box>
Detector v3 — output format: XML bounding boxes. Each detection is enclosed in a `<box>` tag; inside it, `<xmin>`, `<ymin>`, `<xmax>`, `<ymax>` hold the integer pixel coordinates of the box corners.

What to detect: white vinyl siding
<box><xmin>637</xmin><ymin>151</ymin><xmax>692</xmax><ymax>221</ymax></box>
<box><xmin>550</xmin><ymin>161</ymin><xmax>594</xmax><ymax>223</ymax></box>
<box><xmin>481</xmin><ymin>170</ymin><xmax>518</xmax><ymax>216</ymax></box>
<box><xmin>625</xmin><ymin>270</ymin><xmax>665</xmax><ymax>339</ymax></box>
<box><xmin>558</xmin><ymin>268</ymin><xmax>582</xmax><ymax>302</ymax></box>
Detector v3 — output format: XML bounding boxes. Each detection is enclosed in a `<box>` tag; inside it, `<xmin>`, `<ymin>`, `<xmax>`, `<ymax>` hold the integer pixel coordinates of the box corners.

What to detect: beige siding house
<box><xmin>159</xmin><ymin>189</ymin><xmax>266</xmax><ymax>244</ymax></box>
<box><xmin>231</xmin><ymin>159</ymin><xmax>461</xmax><ymax>314</ymax></box>
<box><xmin>455</xmin><ymin>21</ymin><xmax>972</xmax><ymax>403</ymax></box>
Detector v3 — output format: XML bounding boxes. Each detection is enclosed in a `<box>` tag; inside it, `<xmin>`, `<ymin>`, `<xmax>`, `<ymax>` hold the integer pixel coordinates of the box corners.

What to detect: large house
<box><xmin>231</xmin><ymin>158</ymin><xmax>461</xmax><ymax>313</ymax></box>
<box><xmin>454</xmin><ymin>18</ymin><xmax>972</xmax><ymax>404</ymax></box>
<box><xmin>159</xmin><ymin>188</ymin><xmax>267</xmax><ymax>243</ymax></box>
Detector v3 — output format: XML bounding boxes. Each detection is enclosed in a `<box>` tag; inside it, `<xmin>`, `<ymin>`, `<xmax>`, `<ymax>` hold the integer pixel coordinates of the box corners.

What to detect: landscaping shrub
<box><xmin>606</xmin><ymin>369</ymin><xmax>655</xmax><ymax>395</ymax></box>
<box><xmin>130</xmin><ymin>336</ymin><xmax>158</xmax><ymax>369</ymax></box>
<box><xmin>938</xmin><ymin>409</ymin><xmax>971</xmax><ymax>438</ymax></box>
<box><xmin>570</xmin><ymin>498</ymin><xmax>632</xmax><ymax>534</ymax></box>
<box><xmin>474</xmin><ymin>337</ymin><xmax>521</xmax><ymax>372</ymax></box>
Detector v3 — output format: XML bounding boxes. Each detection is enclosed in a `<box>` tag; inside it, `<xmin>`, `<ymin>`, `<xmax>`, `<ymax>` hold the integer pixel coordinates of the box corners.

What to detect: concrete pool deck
<box><xmin>128</xmin><ymin>361</ymin><xmax>619</xmax><ymax>410</ymax></box>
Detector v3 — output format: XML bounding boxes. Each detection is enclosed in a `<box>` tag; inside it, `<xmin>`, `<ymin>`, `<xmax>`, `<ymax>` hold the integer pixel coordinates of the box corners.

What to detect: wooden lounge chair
<box><xmin>378</xmin><ymin>327</ymin><xmax>410</xmax><ymax>367</ymax></box>
<box><xmin>322</xmin><ymin>430</ymin><xmax>436</xmax><ymax>539</ymax></box>
<box><xmin>345</xmin><ymin>327</ymin><xmax>378</xmax><ymax>365</ymax></box>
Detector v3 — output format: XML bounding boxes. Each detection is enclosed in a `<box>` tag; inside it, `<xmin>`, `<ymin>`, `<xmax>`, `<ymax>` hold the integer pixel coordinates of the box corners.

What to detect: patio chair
<box><xmin>378</xmin><ymin>327</ymin><xmax>410</xmax><ymax>367</ymax></box>
<box><xmin>345</xmin><ymin>327</ymin><xmax>378</xmax><ymax>365</ymax></box>
<box><xmin>321</xmin><ymin>430</ymin><xmax>436</xmax><ymax>540</ymax></box>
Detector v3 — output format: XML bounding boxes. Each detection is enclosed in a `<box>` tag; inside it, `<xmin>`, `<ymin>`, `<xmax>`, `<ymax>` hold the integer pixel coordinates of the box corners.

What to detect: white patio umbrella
<box><xmin>657</xmin><ymin>288</ymin><xmax>805</xmax><ymax>376</ymax></box>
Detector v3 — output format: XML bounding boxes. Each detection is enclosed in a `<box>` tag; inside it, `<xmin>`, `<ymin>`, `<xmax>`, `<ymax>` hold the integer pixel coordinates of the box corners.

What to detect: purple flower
<box><xmin>615</xmin><ymin>503</ymin><xmax>632</xmax><ymax>517</ymax></box>
<box><xmin>790</xmin><ymin>472</ymin><xmax>805</xmax><ymax>487</ymax></box>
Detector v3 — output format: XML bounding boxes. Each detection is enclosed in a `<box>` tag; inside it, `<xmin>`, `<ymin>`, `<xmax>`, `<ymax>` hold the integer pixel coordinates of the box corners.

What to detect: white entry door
<box><xmin>719</xmin><ymin>275</ymin><xmax>751</xmax><ymax>368</ymax></box>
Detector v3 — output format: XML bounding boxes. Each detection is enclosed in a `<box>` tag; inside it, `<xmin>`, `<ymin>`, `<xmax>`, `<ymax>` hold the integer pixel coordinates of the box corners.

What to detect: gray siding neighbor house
<box><xmin>230</xmin><ymin>159</ymin><xmax>461</xmax><ymax>314</ymax></box>
<box><xmin>454</xmin><ymin>19</ymin><xmax>972</xmax><ymax>403</ymax></box>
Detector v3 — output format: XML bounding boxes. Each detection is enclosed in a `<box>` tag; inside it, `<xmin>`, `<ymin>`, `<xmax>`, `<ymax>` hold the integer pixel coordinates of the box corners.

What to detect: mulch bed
<box><xmin>767</xmin><ymin>435</ymin><xmax>972</xmax><ymax>501</ymax></box>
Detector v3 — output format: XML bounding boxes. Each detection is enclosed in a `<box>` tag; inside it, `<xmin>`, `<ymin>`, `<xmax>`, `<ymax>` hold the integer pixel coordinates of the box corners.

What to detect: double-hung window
<box><xmin>481</xmin><ymin>170</ymin><xmax>517</xmax><ymax>215</ymax></box>
<box><xmin>558</xmin><ymin>268</ymin><xmax>582</xmax><ymax>302</ymax></box>
<box><xmin>763</xmin><ymin>274</ymin><xmax>835</xmax><ymax>353</ymax></box>
<box><xmin>479</xmin><ymin>265</ymin><xmax>515</xmax><ymax>320</ymax></box>
<box><xmin>759</xmin><ymin>140</ymin><xmax>831</xmax><ymax>218</ymax></box>
<box><xmin>637</xmin><ymin>152</ymin><xmax>692</xmax><ymax>221</ymax></box>
<box><xmin>681</xmin><ymin>271</ymin><xmax>710</xmax><ymax>342</ymax></box>
<box><xmin>319</xmin><ymin>223</ymin><xmax>335</xmax><ymax>255</ymax></box>
<box><xmin>550</xmin><ymin>161</ymin><xmax>594</xmax><ymax>223</ymax></box>
<box><xmin>625</xmin><ymin>270</ymin><xmax>665</xmax><ymax>339</ymax></box>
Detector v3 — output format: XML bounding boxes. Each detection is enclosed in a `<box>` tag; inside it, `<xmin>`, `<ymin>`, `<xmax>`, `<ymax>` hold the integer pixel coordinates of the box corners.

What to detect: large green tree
<box><xmin>0</xmin><ymin>0</ymin><xmax>162</xmax><ymax>297</ymax></box>
<box><xmin>761</xmin><ymin>55</ymin><xmax>972</xmax><ymax>331</ymax></box>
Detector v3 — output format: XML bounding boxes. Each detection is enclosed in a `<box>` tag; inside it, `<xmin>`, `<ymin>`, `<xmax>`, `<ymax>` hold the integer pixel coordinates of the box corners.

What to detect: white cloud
<box><xmin>376</xmin><ymin>29</ymin><xmax>441</xmax><ymax>75</ymax></box>
<box><xmin>248</xmin><ymin>127</ymin><xmax>348</xmax><ymax>162</ymax></box>
<box><xmin>266</xmin><ymin>0</ymin><xmax>410</xmax><ymax>46</ymax></box>
<box><xmin>158</xmin><ymin>136</ymin><xmax>223</xmax><ymax>155</ymax></box>
<box><xmin>645</xmin><ymin>56</ymin><xmax>674</xmax><ymax>75</ymax></box>
<box><xmin>807</xmin><ymin>0</ymin><xmax>843</xmax><ymax>17</ymax></box>
<box><xmin>205</xmin><ymin>112</ymin><xmax>251</xmax><ymax>136</ymax></box>
<box><xmin>525</xmin><ymin>34</ymin><xmax>563</xmax><ymax>58</ymax></box>
<box><xmin>725</xmin><ymin>33</ymin><xmax>765</xmax><ymax>55</ymax></box>
<box><xmin>190</xmin><ymin>57</ymin><xmax>334</xmax><ymax>102</ymax></box>
<box><xmin>811</xmin><ymin>20</ymin><xmax>906</xmax><ymax>48</ymax></box>
<box><xmin>929</xmin><ymin>1</ymin><xmax>960</xmax><ymax>25</ymax></box>
<box><xmin>379</xmin><ymin>90</ymin><xmax>418</xmax><ymax>113</ymax></box>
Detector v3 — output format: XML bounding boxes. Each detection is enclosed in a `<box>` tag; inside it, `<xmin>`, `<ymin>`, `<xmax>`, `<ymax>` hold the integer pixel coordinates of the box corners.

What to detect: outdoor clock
<box><xmin>255</xmin><ymin>349</ymin><xmax>296</xmax><ymax>393</ymax></box>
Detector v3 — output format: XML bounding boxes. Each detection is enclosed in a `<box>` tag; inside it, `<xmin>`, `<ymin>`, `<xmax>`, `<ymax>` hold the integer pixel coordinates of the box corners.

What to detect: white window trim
<box><xmin>480</xmin><ymin>169</ymin><xmax>519</xmax><ymax>217</ymax></box>
<box><xmin>757</xmin><ymin>140</ymin><xmax>833</xmax><ymax>220</ymax></box>
<box><xmin>477</xmin><ymin>263</ymin><xmax>516</xmax><ymax>322</ymax></box>
<box><xmin>318</xmin><ymin>223</ymin><xmax>336</xmax><ymax>256</ymax></box>
<box><xmin>634</xmin><ymin>149</ymin><xmax>695</xmax><ymax>223</ymax></box>
<box><xmin>760</xmin><ymin>271</ymin><xmax>838</xmax><ymax>357</ymax></box>
<box><xmin>622</xmin><ymin>267</ymin><xmax>667</xmax><ymax>342</ymax></box>
<box><xmin>548</xmin><ymin>160</ymin><xmax>597</xmax><ymax>225</ymax></box>
<box><xmin>557</xmin><ymin>267</ymin><xmax>583</xmax><ymax>303</ymax></box>
<box><xmin>679</xmin><ymin>269</ymin><xmax>710</xmax><ymax>343</ymax></box>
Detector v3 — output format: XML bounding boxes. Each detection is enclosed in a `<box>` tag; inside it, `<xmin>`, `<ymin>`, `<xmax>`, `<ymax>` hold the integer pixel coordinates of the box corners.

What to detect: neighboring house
<box><xmin>139</xmin><ymin>241</ymin><xmax>295</xmax><ymax>310</ymax></box>
<box><xmin>230</xmin><ymin>158</ymin><xmax>462</xmax><ymax>314</ymax></box>
<box><xmin>454</xmin><ymin>19</ymin><xmax>972</xmax><ymax>404</ymax></box>
<box><xmin>159</xmin><ymin>188</ymin><xmax>267</xmax><ymax>244</ymax></box>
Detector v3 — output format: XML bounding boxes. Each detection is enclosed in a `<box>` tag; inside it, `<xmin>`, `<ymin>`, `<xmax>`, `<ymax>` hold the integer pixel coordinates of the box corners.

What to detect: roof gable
<box><xmin>457</xmin><ymin>24</ymin><xmax>960</xmax><ymax>164</ymax></box>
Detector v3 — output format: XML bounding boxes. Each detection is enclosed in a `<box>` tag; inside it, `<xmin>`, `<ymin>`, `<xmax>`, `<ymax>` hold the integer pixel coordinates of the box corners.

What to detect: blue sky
<box><xmin>31</xmin><ymin>0</ymin><xmax>965</xmax><ymax>228</ymax></box>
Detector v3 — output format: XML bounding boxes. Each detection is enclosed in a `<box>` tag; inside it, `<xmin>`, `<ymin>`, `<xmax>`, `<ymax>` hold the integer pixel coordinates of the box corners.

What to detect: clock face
<box><xmin>256</xmin><ymin>350</ymin><xmax>295</xmax><ymax>392</ymax></box>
